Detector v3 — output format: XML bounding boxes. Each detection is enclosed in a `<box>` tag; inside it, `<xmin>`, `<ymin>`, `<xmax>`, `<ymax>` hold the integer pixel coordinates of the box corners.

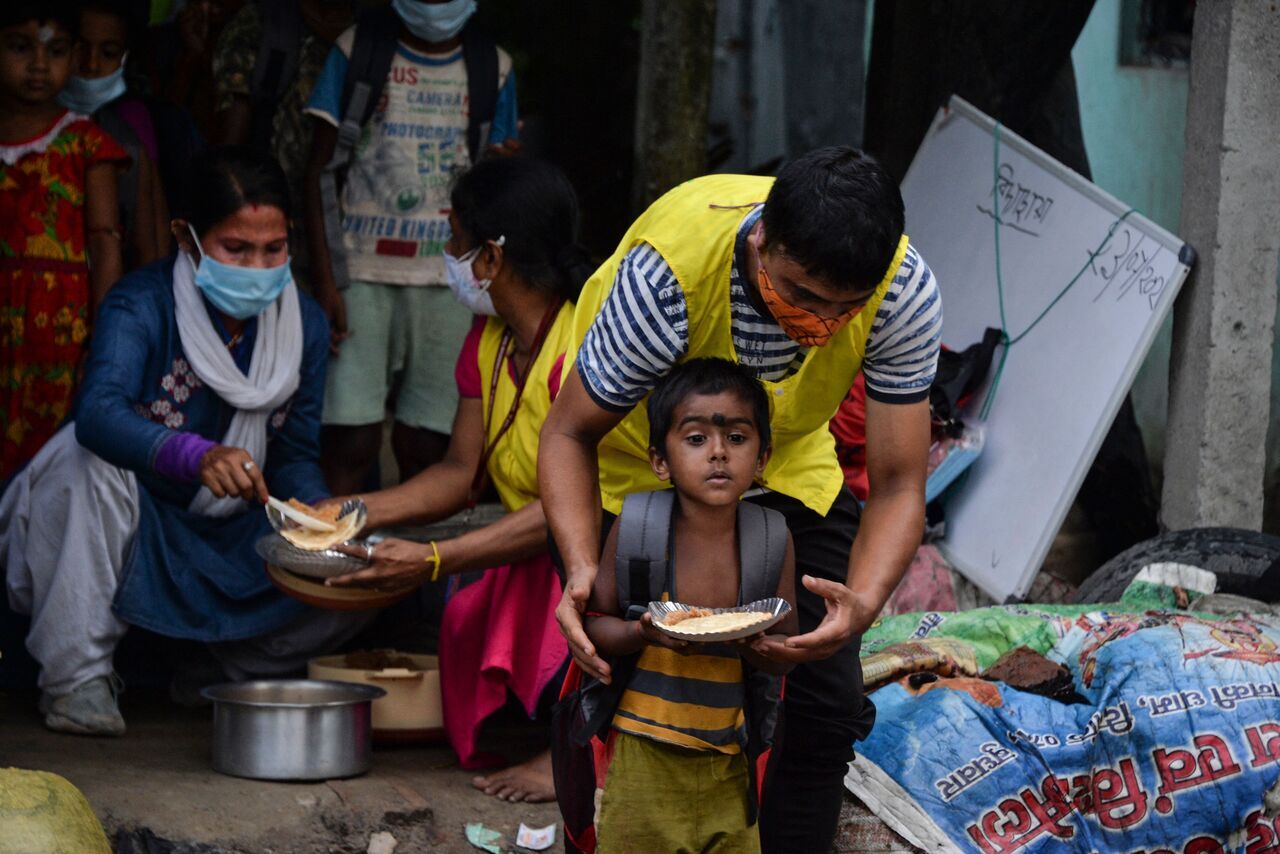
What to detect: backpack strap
<box><xmin>735</xmin><ymin>502</ymin><xmax>788</xmax><ymax>823</ymax></box>
<box><xmin>573</xmin><ymin>489</ymin><xmax>674</xmax><ymax>746</ymax></box>
<box><xmin>735</xmin><ymin>502</ymin><xmax>787</xmax><ymax>604</ymax></box>
<box><xmin>460</xmin><ymin>22</ymin><xmax>500</xmax><ymax>160</ymax></box>
<box><xmin>337</xmin><ymin>6</ymin><xmax>401</xmax><ymax>133</ymax></box>
<box><xmin>320</xmin><ymin>6</ymin><xmax>400</xmax><ymax>291</ymax></box>
<box><xmin>614</xmin><ymin>489</ymin><xmax>676</xmax><ymax>621</ymax></box>
<box><xmin>250</xmin><ymin>0</ymin><xmax>303</xmax><ymax>152</ymax></box>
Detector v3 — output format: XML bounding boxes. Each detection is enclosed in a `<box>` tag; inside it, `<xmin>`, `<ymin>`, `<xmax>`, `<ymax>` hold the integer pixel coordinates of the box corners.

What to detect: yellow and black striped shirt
<box><xmin>614</xmin><ymin>644</ymin><xmax>746</xmax><ymax>754</ymax></box>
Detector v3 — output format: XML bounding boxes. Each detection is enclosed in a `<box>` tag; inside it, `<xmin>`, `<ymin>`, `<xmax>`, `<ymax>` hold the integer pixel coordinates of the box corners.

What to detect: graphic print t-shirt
<box><xmin>306</xmin><ymin>31</ymin><xmax>516</xmax><ymax>286</ymax></box>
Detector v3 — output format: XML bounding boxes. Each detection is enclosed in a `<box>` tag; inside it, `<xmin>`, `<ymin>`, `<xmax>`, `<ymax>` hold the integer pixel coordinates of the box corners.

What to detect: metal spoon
<box><xmin>265</xmin><ymin>496</ymin><xmax>338</xmax><ymax>532</ymax></box>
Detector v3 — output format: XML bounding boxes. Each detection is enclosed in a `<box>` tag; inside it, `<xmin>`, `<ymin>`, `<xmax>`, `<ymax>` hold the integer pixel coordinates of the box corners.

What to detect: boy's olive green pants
<box><xmin>596</xmin><ymin>731</ymin><xmax>760</xmax><ymax>854</ymax></box>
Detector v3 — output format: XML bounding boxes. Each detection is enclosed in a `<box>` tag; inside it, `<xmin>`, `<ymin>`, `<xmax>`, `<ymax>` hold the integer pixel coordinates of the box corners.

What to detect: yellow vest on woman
<box><xmin>567</xmin><ymin>174</ymin><xmax>906</xmax><ymax>517</ymax></box>
<box><xmin>478</xmin><ymin>303</ymin><xmax>577</xmax><ymax>512</ymax></box>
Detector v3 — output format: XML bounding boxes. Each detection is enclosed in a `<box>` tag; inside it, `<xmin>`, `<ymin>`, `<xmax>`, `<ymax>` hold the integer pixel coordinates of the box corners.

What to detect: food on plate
<box><xmin>278</xmin><ymin>499</ymin><xmax>363</xmax><ymax>551</ymax></box>
<box><xmin>288</xmin><ymin>498</ymin><xmax>342</xmax><ymax>525</ymax></box>
<box><xmin>661</xmin><ymin>607</ymin><xmax>713</xmax><ymax>626</ymax></box>
<box><xmin>662</xmin><ymin>609</ymin><xmax>773</xmax><ymax>635</ymax></box>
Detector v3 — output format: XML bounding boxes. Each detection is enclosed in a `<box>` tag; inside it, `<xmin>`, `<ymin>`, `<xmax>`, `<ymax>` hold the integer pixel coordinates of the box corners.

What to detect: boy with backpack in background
<box><xmin>303</xmin><ymin>0</ymin><xmax>518</xmax><ymax>493</ymax></box>
<box><xmin>571</xmin><ymin>358</ymin><xmax>797</xmax><ymax>853</ymax></box>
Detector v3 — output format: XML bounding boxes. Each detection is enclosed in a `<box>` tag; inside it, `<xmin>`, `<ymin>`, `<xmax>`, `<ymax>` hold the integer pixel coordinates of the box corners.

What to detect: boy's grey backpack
<box><xmin>553</xmin><ymin>489</ymin><xmax>790</xmax><ymax>843</ymax></box>
<box><xmin>577</xmin><ymin>488</ymin><xmax>788</xmax><ymax>745</ymax></box>
<box><xmin>615</xmin><ymin>488</ymin><xmax>788</xmax><ymax>619</ymax></box>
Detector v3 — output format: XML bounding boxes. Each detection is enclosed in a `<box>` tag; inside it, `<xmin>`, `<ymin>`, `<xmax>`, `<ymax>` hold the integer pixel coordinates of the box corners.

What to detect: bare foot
<box><xmin>471</xmin><ymin>749</ymin><xmax>555</xmax><ymax>802</ymax></box>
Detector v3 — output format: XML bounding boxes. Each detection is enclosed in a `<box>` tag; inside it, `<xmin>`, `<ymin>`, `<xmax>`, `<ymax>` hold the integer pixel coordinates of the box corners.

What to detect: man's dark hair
<box><xmin>761</xmin><ymin>146</ymin><xmax>905</xmax><ymax>293</ymax></box>
<box><xmin>182</xmin><ymin>146</ymin><xmax>292</xmax><ymax>237</ymax></box>
<box><xmin>647</xmin><ymin>358</ymin><xmax>771</xmax><ymax>459</ymax></box>
<box><xmin>1</xmin><ymin>1</ymin><xmax>78</xmax><ymax>35</ymax></box>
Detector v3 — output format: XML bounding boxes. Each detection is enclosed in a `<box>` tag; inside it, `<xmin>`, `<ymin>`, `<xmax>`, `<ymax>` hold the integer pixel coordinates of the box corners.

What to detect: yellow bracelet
<box><xmin>426</xmin><ymin>540</ymin><xmax>442</xmax><ymax>582</ymax></box>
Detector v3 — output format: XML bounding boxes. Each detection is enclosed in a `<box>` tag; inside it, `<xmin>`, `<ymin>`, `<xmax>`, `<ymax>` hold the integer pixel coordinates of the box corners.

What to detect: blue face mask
<box><xmin>58</xmin><ymin>56</ymin><xmax>128</xmax><ymax>115</ymax></box>
<box><xmin>188</xmin><ymin>225</ymin><xmax>292</xmax><ymax>320</ymax></box>
<box><xmin>392</xmin><ymin>0</ymin><xmax>476</xmax><ymax>43</ymax></box>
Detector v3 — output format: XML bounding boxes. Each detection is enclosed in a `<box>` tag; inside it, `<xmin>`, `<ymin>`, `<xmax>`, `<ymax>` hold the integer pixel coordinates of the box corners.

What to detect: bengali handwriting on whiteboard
<box><xmin>977</xmin><ymin>163</ymin><xmax>1055</xmax><ymax>237</ymax></box>
<box><xmin>1089</xmin><ymin>223</ymin><xmax>1169</xmax><ymax>311</ymax></box>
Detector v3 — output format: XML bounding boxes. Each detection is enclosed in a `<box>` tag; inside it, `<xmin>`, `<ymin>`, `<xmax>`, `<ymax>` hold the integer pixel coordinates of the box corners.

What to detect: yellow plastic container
<box><xmin>308</xmin><ymin>651</ymin><xmax>444</xmax><ymax>743</ymax></box>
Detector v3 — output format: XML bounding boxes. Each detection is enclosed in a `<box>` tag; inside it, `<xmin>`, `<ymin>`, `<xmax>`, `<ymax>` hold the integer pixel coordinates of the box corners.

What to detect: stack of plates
<box><xmin>257</xmin><ymin>535</ymin><xmax>414</xmax><ymax>611</ymax></box>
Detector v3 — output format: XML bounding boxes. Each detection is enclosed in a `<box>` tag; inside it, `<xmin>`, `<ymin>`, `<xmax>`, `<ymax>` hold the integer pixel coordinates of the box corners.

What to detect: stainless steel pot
<box><xmin>202</xmin><ymin>680</ymin><xmax>386</xmax><ymax>781</ymax></box>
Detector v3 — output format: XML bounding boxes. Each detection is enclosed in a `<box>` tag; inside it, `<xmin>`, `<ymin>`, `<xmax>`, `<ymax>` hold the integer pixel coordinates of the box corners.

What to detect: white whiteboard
<box><xmin>902</xmin><ymin>97</ymin><xmax>1193</xmax><ymax>602</ymax></box>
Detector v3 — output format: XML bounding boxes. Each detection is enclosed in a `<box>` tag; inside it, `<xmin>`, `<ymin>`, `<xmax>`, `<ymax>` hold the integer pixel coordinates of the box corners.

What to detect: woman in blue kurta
<box><xmin>0</xmin><ymin>147</ymin><xmax>366</xmax><ymax>736</ymax></box>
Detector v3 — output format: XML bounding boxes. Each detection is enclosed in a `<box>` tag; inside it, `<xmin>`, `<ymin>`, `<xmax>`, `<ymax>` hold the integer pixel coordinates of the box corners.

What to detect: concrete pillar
<box><xmin>1162</xmin><ymin>2</ymin><xmax>1280</xmax><ymax>529</ymax></box>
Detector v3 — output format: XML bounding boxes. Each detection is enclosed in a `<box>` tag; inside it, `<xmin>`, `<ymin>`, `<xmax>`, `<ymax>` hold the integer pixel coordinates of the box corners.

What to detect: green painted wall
<box><xmin>1073</xmin><ymin>0</ymin><xmax>1188</xmax><ymax>234</ymax></box>
<box><xmin>1072</xmin><ymin>0</ymin><xmax>1188</xmax><ymax>482</ymax></box>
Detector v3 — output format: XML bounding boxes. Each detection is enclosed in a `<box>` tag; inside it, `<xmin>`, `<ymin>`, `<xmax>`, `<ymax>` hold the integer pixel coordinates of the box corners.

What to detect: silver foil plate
<box><xmin>256</xmin><ymin>533</ymin><xmax>376</xmax><ymax>579</ymax></box>
<box><xmin>648</xmin><ymin>597</ymin><xmax>791</xmax><ymax>643</ymax></box>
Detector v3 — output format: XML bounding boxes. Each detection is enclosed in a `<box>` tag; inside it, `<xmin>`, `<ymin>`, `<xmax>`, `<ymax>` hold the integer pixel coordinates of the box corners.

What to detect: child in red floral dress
<box><xmin>0</xmin><ymin>3</ymin><xmax>126</xmax><ymax>479</ymax></box>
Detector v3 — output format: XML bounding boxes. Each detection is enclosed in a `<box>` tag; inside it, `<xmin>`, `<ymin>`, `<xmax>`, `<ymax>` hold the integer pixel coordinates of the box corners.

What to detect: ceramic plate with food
<box><xmin>648</xmin><ymin>597</ymin><xmax>791</xmax><ymax>643</ymax></box>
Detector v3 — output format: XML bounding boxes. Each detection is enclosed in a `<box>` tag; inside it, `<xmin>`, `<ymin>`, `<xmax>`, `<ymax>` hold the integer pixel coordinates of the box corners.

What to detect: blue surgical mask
<box><xmin>392</xmin><ymin>0</ymin><xmax>476</xmax><ymax>43</ymax></box>
<box><xmin>188</xmin><ymin>225</ymin><xmax>292</xmax><ymax>320</ymax></box>
<box><xmin>58</xmin><ymin>55</ymin><xmax>129</xmax><ymax>115</ymax></box>
<box><xmin>444</xmin><ymin>237</ymin><xmax>501</xmax><ymax>316</ymax></box>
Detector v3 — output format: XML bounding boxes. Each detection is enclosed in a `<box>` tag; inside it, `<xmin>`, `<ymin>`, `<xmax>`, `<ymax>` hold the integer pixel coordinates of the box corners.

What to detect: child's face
<box><xmin>650</xmin><ymin>391</ymin><xmax>769</xmax><ymax>507</ymax></box>
<box><xmin>75</xmin><ymin>10</ymin><xmax>128</xmax><ymax>79</ymax></box>
<box><xmin>0</xmin><ymin>21</ymin><xmax>75</xmax><ymax>106</ymax></box>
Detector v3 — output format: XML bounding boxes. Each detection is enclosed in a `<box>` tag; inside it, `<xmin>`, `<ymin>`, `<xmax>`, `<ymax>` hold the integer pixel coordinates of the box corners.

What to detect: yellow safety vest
<box><xmin>567</xmin><ymin>174</ymin><xmax>907</xmax><ymax>516</ymax></box>
<box><xmin>478</xmin><ymin>303</ymin><xmax>577</xmax><ymax>512</ymax></box>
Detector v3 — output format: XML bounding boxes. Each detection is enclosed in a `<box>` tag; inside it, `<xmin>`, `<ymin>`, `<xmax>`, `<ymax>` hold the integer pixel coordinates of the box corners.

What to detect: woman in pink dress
<box><xmin>328</xmin><ymin>157</ymin><xmax>594</xmax><ymax>803</ymax></box>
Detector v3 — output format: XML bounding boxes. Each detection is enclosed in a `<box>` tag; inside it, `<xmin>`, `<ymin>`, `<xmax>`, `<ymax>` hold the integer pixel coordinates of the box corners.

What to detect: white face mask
<box><xmin>58</xmin><ymin>53</ymin><xmax>129</xmax><ymax>115</ymax></box>
<box><xmin>444</xmin><ymin>237</ymin><xmax>503</xmax><ymax>316</ymax></box>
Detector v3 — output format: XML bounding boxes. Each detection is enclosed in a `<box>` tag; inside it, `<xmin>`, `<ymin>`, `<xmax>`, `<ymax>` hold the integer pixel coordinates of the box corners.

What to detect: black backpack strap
<box><xmin>736</xmin><ymin>502</ymin><xmax>788</xmax><ymax>823</ymax></box>
<box><xmin>339</xmin><ymin>5</ymin><xmax>400</xmax><ymax>132</ymax></box>
<box><xmin>250</xmin><ymin>0</ymin><xmax>303</xmax><ymax>151</ymax></box>
<box><xmin>574</xmin><ymin>489</ymin><xmax>675</xmax><ymax>745</ymax></box>
<box><xmin>320</xmin><ymin>5</ymin><xmax>399</xmax><ymax>291</ymax></box>
<box><xmin>614</xmin><ymin>489</ymin><xmax>676</xmax><ymax>620</ymax></box>
<box><xmin>735</xmin><ymin>502</ymin><xmax>787</xmax><ymax>604</ymax></box>
<box><xmin>461</xmin><ymin>22</ymin><xmax>500</xmax><ymax>159</ymax></box>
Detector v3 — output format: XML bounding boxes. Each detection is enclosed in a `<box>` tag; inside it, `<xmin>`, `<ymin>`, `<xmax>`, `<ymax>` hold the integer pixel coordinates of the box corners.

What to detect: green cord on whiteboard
<box><xmin>978</xmin><ymin>122</ymin><xmax>1138</xmax><ymax>421</ymax></box>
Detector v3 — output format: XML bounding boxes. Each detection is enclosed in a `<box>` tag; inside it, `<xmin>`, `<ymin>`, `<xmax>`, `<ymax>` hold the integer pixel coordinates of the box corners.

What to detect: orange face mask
<box><xmin>754</xmin><ymin>246</ymin><xmax>868</xmax><ymax>347</ymax></box>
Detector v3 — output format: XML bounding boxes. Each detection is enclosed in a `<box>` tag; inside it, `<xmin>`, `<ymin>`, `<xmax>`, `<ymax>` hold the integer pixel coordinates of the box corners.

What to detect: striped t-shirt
<box><xmin>577</xmin><ymin>206</ymin><xmax>942</xmax><ymax>411</ymax></box>
<box><xmin>614</xmin><ymin>643</ymin><xmax>746</xmax><ymax>754</ymax></box>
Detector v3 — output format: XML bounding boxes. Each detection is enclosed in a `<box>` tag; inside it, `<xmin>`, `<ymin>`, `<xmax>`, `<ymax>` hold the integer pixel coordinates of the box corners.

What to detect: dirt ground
<box><xmin>2</xmin><ymin>687</ymin><xmax>919</xmax><ymax>853</ymax></box>
<box><xmin>1</xmin><ymin>688</ymin><xmax>561</xmax><ymax>853</ymax></box>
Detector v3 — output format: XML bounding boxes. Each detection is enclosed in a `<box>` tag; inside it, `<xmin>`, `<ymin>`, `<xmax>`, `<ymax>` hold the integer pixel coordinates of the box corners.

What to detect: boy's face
<box><xmin>0</xmin><ymin>21</ymin><xmax>75</xmax><ymax>106</ymax></box>
<box><xmin>75</xmin><ymin>10</ymin><xmax>127</xmax><ymax>79</ymax></box>
<box><xmin>650</xmin><ymin>391</ymin><xmax>770</xmax><ymax>507</ymax></box>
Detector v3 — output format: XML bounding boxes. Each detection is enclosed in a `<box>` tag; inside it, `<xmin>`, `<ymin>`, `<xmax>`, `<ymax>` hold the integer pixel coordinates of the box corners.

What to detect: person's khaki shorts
<box><xmin>322</xmin><ymin>281</ymin><xmax>472</xmax><ymax>434</ymax></box>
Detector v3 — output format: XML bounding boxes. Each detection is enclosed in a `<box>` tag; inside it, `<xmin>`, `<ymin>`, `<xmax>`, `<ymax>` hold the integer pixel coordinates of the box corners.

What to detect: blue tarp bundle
<box><xmin>853</xmin><ymin>606</ymin><xmax>1280</xmax><ymax>852</ymax></box>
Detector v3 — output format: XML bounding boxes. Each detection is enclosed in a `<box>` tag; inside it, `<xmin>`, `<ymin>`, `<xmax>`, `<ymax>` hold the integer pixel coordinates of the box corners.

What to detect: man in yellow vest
<box><xmin>539</xmin><ymin>147</ymin><xmax>942</xmax><ymax>851</ymax></box>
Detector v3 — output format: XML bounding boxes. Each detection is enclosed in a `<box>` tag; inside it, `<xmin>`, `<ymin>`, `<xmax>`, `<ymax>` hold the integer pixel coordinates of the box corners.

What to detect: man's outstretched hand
<box><xmin>751</xmin><ymin>575</ymin><xmax>870</xmax><ymax>664</ymax></box>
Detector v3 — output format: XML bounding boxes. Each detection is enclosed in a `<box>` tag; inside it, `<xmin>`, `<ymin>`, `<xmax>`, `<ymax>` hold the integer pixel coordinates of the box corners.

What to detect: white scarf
<box><xmin>173</xmin><ymin>251</ymin><xmax>303</xmax><ymax>517</ymax></box>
